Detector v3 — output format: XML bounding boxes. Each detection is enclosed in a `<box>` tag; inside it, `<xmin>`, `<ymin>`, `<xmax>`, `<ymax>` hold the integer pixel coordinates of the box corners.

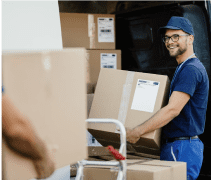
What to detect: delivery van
<box><xmin>115</xmin><ymin>1</ymin><xmax>211</xmax><ymax>179</ymax></box>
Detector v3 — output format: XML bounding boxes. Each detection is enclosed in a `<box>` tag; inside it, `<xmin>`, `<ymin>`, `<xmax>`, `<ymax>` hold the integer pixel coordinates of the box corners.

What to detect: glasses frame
<box><xmin>163</xmin><ymin>34</ymin><xmax>189</xmax><ymax>43</ymax></box>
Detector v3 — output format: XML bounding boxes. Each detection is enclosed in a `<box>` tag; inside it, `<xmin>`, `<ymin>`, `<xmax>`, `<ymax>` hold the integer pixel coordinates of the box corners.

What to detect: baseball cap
<box><xmin>159</xmin><ymin>16</ymin><xmax>194</xmax><ymax>35</ymax></box>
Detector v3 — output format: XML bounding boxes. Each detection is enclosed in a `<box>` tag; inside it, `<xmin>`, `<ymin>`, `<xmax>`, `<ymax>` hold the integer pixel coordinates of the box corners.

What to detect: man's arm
<box><xmin>2</xmin><ymin>94</ymin><xmax>55</xmax><ymax>178</ymax></box>
<box><xmin>2</xmin><ymin>94</ymin><xmax>46</xmax><ymax>159</ymax></box>
<box><xmin>126</xmin><ymin>91</ymin><xmax>190</xmax><ymax>144</ymax></box>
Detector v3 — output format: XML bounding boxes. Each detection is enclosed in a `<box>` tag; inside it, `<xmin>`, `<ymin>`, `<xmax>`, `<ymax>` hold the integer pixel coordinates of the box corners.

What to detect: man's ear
<box><xmin>189</xmin><ymin>35</ymin><xmax>194</xmax><ymax>45</ymax></box>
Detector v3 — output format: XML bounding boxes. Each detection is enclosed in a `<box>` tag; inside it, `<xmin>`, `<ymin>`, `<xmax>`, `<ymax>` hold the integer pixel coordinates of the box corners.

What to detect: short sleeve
<box><xmin>173</xmin><ymin>65</ymin><xmax>201</xmax><ymax>96</ymax></box>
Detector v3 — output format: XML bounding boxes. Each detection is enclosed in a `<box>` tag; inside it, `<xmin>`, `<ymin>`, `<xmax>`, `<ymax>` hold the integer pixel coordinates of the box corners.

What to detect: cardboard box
<box><xmin>88</xmin><ymin>68</ymin><xmax>170</xmax><ymax>156</ymax></box>
<box><xmin>86</xmin><ymin>94</ymin><xmax>102</xmax><ymax>147</ymax></box>
<box><xmin>83</xmin><ymin>159</ymin><xmax>186</xmax><ymax>180</ymax></box>
<box><xmin>87</xmin><ymin>94</ymin><xmax>95</xmax><ymax>118</ymax></box>
<box><xmin>60</xmin><ymin>13</ymin><xmax>115</xmax><ymax>49</ymax></box>
<box><xmin>86</xmin><ymin>50</ymin><xmax>121</xmax><ymax>93</ymax></box>
<box><xmin>70</xmin><ymin>153</ymin><xmax>111</xmax><ymax>177</ymax></box>
<box><xmin>88</xmin><ymin>146</ymin><xmax>110</xmax><ymax>157</ymax></box>
<box><xmin>2</xmin><ymin>48</ymin><xmax>88</xmax><ymax>180</ymax></box>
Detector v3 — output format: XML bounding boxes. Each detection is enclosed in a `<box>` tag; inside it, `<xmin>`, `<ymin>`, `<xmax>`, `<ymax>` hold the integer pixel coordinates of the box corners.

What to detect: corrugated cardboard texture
<box><xmin>2</xmin><ymin>48</ymin><xmax>88</xmax><ymax>180</ymax></box>
<box><xmin>88</xmin><ymin>146</ymin><xmax>110</xmax><ymax>157</ymax></box>
<box><xmin>88</xmin><ymin>68</ymin><xmax>170</xmax><ymax>155</ymax></box>
<box><xmin>83</xmin><ymin>159</ymin><xmax>186</xmax><ymax>180</ymax></box>
<box><xmin>60</xmin><ymin>13</ymin><xmax>115</xmax><ymax>49</ymax></box>
<box><xmin>87</xmin><ymin>50</ymin><xmax>121</xmax><ymax>93</ymax></box>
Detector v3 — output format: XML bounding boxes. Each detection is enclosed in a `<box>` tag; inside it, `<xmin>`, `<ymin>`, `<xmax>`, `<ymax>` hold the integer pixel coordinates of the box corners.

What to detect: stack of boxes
<box><xmin>60</xmin><ymin>13</ymin><xmax>122</xmax><ymax>146</ymax></box>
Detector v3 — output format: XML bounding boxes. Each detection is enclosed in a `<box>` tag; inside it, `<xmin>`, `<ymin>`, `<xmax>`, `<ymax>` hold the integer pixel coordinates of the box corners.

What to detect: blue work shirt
<box><xmin>162</xmin><ymin>58</ymin><xmax>209</xmax><ymax>139</ymax></box>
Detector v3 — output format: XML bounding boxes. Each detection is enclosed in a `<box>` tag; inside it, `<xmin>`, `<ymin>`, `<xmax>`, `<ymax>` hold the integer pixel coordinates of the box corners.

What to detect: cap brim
<box><xmin>158</xmin><ymin>26</ymin><xmax>181</xmax><ymax>34</ymax></box>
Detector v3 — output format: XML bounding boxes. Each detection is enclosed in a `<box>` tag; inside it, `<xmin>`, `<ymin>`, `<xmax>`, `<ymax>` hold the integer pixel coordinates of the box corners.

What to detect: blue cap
<box><xmin>159</xmin><ymin>16</ymin><xmax>194</xmax><ymax>35</ymax></box>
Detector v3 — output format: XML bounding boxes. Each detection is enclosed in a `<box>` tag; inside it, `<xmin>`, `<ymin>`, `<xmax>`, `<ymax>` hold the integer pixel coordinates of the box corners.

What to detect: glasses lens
<box><xmin>163</xmin><ymin>37</ymin><xmax>168</xmax><ymax>43</ymax></box>
<box><xmin>172</xmin><ymin>35</ymin><xmax>179</xmax><ymax>42</ymax></box>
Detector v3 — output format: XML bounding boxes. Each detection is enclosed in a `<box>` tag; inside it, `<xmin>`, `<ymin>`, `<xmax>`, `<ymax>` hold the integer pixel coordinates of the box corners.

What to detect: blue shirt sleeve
<box><xmin>173</xmin><ymin>65</ymin><xmax>201</xmax><ymax>96</ymax></box>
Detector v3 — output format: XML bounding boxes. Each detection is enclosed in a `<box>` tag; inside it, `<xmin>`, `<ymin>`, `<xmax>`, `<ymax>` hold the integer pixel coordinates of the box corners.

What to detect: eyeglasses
<box><xmin>163</xmin><ymin>34</ymin><xmax>189</xmax><ymax>43</ymax></box>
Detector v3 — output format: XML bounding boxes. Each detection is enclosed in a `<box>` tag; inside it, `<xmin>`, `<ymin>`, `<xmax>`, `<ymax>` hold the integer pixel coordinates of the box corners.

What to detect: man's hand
<box><xmin>33</xmin><ymin>148</ymin><xmax>55</xmax><ymax>179</ymax></box>
<box><xmin>126</xmin><ymin>127</ymin><xmax>141</xmax><ymax>144</ymax></box>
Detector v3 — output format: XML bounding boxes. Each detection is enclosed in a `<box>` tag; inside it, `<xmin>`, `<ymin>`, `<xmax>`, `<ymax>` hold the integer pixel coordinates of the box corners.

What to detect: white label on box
<box><xmin>101</xmin><ymin>53</ymin><xmax>117</xmax><ymax>69</ymax></box>
<box><xmin>98</xmin><ymin>18</ymin><xmax>114</xmax><ymax>42</ymax></box>
<box><xmin>131</xmin><ymin>79</ymin><xmax>160</xmax><ymax>113</ymax></box>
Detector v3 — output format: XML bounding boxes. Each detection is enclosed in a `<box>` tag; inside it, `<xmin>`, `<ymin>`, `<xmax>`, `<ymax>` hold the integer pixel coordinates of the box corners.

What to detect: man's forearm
<box><xmin>135</xmin><ymin>105</ymin><xmax>179</xmax><ymax>136</ymax></box>
<box><xmin>2</xmin><ymin>95</ymin><xmax>47</xmax><ymax>160</ymax></box>
<box><xmin>3</xmin><ymin>124</ymin><xmax>46</xmax><ymax>160</ymax></box>
<box><xmin>127</xmin><ymin>91</ymin><xmax>190</xmax><ymax>144</ymax></box>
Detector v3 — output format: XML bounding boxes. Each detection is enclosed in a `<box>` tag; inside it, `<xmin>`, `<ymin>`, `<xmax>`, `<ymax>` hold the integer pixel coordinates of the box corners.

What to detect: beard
<box><xmin>168</xmin><ymin>40</ymin><xmax>188</xmax><ymax>58</ymax></box>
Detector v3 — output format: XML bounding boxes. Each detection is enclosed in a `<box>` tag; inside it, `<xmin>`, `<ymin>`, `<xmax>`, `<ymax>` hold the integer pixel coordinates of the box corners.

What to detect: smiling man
<box><xmin>126</xmin><ymin>16</ymin><xmax>209</xmax><ymax>180</ymax></box>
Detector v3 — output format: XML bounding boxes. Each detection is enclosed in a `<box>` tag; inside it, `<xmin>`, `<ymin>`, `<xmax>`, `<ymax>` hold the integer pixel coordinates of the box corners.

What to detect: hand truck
<box><xmin>75</xmin><ymin>118</ymin><xmax>127</xmax><ymax>180</ymax></box>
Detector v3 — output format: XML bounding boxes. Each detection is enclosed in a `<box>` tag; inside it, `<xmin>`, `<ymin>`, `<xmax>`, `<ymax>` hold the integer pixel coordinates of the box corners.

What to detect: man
<box><xmin>2</xmin><ymin>90</ymin><xmax>55</xmax><ymax>179</ymax></box>
<box><xmin>126</xmin><ymin>16</ymin><xmax>209</xmax><ymax>180</ymax></box>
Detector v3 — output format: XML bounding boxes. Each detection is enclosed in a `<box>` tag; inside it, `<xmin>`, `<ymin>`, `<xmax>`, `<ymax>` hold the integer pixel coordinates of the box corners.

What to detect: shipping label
<box><xmin>131</xmin><ymin>79</ymin><xmax>160</xmax><ymax>113</ymax></box>
<box><xmin>100</xmin><ymin>53</ymin><xmax>117</xmax><ymax>69</ymax></box>
<box><xmin>98</xmin><ymin>18</ymin><xmax>114</xmax><ymax>42</ymax></box>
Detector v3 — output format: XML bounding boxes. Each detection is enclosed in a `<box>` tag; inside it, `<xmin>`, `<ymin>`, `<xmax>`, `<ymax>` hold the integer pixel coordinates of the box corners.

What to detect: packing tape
<box><xmin>91</xmin><ymin>24</ymin><xmax>95</xmax><ymax>49</ymax></box>
<box><xmin>115</xmin><ymin>71</ymin><xmax>135</xmax><ymax>133</ymax></box>
<box><xmin>88</xmin><ymin>14</ymin><xmax>94</xmax><ymax>37</ymax></box>
<box><xmin>127</xmin><ymin>160</ymin><xmax>172</xmax><ymax>168</ymax></box>
<box><xmin>88</xmin><ymin>14</ymin><xmax>95</xmax><ymax>49</ymax></box>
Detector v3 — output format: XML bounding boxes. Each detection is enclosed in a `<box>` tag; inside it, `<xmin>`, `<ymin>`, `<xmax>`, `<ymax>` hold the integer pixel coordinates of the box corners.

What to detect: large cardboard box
<box><xmin>87</xmin><ymin>50</ymin><xmax>121</xmax><ymax>93</ymax></box>
<box><xmin>88</xmin><ymin>68</ymin><xmax>170</xmax><ymax>156</ymax></box>
<box><xmin>2</xmin><ymin>48</ymin><xmax>88</xmax><ymax>180</ymax></box>
<box><xmin>60</xmin><ymin>13</ymin><xmax>115</xmax><ymax>49</ymax></box>
<box><xmin>83</xmin><ymin>159</ymin><xmax>186</xmax><ymax>180</ymax></box>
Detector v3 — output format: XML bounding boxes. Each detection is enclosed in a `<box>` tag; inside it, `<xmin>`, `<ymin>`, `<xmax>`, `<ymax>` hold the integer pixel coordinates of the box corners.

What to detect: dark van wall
<box><xmin>182</xmin><ymin>5</ymin><xmax>210</xmax><ymax>77</ymax></box>
<box><xmin>116</xmin><ymin>4</ymin><xmax>210</xmax><ymax>80</ymax></box>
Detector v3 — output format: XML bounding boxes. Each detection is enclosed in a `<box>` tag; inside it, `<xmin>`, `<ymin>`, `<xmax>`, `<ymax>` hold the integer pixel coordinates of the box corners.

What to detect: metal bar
<box><xmin>75</xmin><ymin>119</ymin><xmax>127</xmax><ymax>180</ymax></box>
<box><xmin>81</xmin><ymin>160</ymin><xmax>120</xmax><ymax>167</ymax></box>
<box><xmin>86</xmin><ymin>118</ymin><xmax>127</xmax><ymax>157</ymax></box>
<box><xmin>75</xmin><ymin>161</ymin><xmax>84</xmax><ymax>180</ymax></box>
<box><xmin>119</xmin><ymin>144</ymin><xmax>125</xmax><ymax>156</ymax></box>
<box><xmin>87</xmin><ymin>119</ymin><xmax>127</xmax><ymax>180</ymax></box>
<box><xmin>117</xmin><ymin>171</ymin><xmax>123</xmax><ymax>180</ymax></box>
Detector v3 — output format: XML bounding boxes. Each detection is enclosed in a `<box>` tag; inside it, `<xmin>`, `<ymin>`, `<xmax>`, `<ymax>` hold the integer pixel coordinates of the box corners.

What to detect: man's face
<box><xmin>164</xmin><ymin>29</ymin><xmax>189</xmax><ymax>58</ymax></box>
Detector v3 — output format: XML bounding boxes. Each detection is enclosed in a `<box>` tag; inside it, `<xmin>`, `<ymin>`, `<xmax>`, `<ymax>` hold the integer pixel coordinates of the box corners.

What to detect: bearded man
<box><xmin>126</xmin><ymin>16</ymin><xmax>209</xmax><ymax>180</ymax></box>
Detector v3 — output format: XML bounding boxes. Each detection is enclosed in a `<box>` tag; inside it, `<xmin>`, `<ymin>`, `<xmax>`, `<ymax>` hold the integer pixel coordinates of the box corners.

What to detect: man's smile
<box><xmin>167</xmin><ymin>45</ymin><xmax>179</xmax><ymax>49</ymax></box>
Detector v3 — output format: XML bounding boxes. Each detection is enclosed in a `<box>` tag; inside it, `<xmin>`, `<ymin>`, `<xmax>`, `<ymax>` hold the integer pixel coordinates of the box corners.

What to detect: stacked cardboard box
<box><xmin>86</xmin><ymin>50</ymin><xmax>121</xmax><ymax>93</ymax></box>
<box><xmin>83</xmin><ymin>159</ymin><xmax>186</xmax><ymax>180</ymax></box>
<box><xmin>60</xmin><ymin>13</ymin><xmax>122</xmax><ymax>94</ymax></box>
<box><xmin>60</xmin><ymin>13</ymin><xmax>115</xmax><ymax>50</ymax></box>
<box><xmin>2</xmin><ymin>48</ymin><xmax>88</xmax><ymax>180</ymax></box>
<box><xmin>60</xmin><ymin>12</ymin><xmax>122</xmax><ymax>147</ymax></box>
<box><xmin>70</xmin><ymin>148</ymin><xmax>186</xmax><ymax>180</ymax></box>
